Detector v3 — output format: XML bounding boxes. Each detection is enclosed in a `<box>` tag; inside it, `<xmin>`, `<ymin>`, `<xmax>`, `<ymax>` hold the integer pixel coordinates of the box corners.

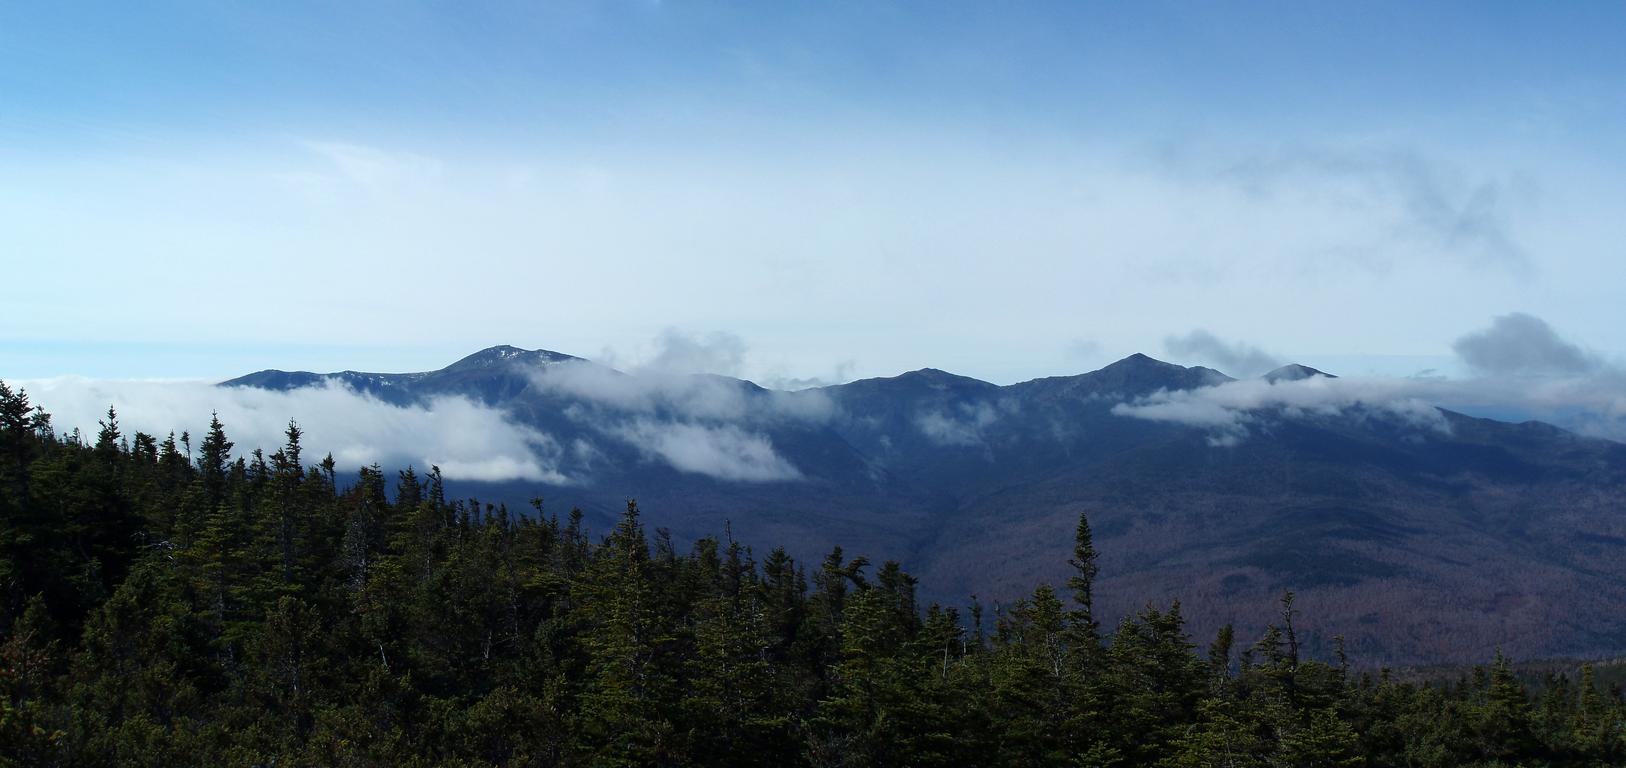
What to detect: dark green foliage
<box><xmin>1</xmin><ymin>384</ymin><xmax>1624</xmax><ymax>766</ymax></box>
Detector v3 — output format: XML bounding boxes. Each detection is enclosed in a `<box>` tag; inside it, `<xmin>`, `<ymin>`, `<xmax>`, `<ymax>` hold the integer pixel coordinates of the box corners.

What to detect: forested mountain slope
<box><xmin>220</xmin><ymin>347</ymin><xmax>1626</xmax><ymax>664</ymax></box>
<box><xmin>2</xmin><ymin>381</ymin><xmax>1624</xmax><ymax>765</ymax></box>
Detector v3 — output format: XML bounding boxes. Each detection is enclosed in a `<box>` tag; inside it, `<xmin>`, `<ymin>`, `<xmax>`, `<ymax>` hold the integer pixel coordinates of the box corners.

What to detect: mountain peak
<box><xmin>1263</xmin><ymin>363</ymin><xmax>1336</xmax><ymax>382</ymax></box>
<box><xmin>1006</xmin><ymin>353</ymin><xmax>1232</xmax><ymax>401</ymax></box>
<box><xmin>1100</xmin><ymin>353</ymin><xmax>1229</xmax><ymax>383</ymax></box>
<box><xmin>894</xmin><ymin>367</ymin><xmax>998</xmax><ymax>389</ymax></box>
<box><xmin>1106</xmin><ymin>352</ymin><xmax>1172</xmax><ymax>369</ymax></box>
<box><xmin>445</xmin><ymin>345</ymin><xmax>578</xmax><ymax>371</ymax></box>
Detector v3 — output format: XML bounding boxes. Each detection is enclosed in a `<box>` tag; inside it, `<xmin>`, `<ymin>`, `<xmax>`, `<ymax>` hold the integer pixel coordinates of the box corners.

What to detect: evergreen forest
<box><xmin>3</xmin><ymin>380</ymin><xmax>1624</xmax><ymax>767</ymax></box>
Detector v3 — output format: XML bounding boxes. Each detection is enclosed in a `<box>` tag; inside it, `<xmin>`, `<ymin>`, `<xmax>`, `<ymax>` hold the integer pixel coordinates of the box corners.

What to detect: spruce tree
<box><xmin>573</xmin><ymin>501</ymin><xmax>675</xmax><ymax>766</ymax></box>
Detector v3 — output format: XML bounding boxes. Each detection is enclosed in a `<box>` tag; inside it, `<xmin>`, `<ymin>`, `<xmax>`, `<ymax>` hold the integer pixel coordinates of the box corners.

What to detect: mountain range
<box><xmin>223</xmin><ymin>345</ymin><xmax>1626</xmax><ymax>664</ymax></box>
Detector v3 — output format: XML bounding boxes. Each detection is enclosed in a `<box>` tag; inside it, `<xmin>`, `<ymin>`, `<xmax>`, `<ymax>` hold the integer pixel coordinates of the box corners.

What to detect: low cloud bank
<box><xmin>529</xmin><ymin>359</ymin><xmax>830</xmax><ymax>481</ymax></box>
<box><xmin>1113</xmin><ymin>376</ymin><xmax>1450</xmax><ymax>446</ymax></box>
<box><xmin>8</xmin><ymin>340</ymin><xmax>834</xmax><ymax>487</ymax></box>
<box><xmin>18</xmin><ymin>313</ymin><xmax>1624</xmax><ymax>484</ymax></box>
<box><xmin>759</xmin><ymin>360</ymin><xmax>857</xmax><ymax>392</ymax></box>
<box><xmin>1121</xmin><ymin>313</ymin><xmax>1626</xmax><ymax>444</ymax></box>
<box><xmin>609</xmin><ymin>419</ymin><xmax>802</xmax><ymax>482</ymax></box>
<box><xmin>534</xmin><ymin>360</ymin><xmax>835</xmax><ymax>425</ymax></box>
<box><xmin>18</xmin><ymin>378</ymin><xmax>569</xmax><ymax>483</ymax></box>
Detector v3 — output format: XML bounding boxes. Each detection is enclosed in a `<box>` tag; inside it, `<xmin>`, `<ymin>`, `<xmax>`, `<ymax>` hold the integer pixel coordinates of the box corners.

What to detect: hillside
<box><xmin>223</xmin><ymin>346</ymin><xmax>1626</xmax><ymax>663</ymax></box>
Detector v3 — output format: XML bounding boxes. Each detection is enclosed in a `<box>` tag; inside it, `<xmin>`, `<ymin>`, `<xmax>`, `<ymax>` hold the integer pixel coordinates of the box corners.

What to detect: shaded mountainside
<box><xmin>223</xmin><ymin>346</ymin><xmax>1626</xmax><ymax>664</ymax></box>
<box><xmin>8</xmin><ymin>394</ymin><xmax>1621</xmax><ymax>766</ymax></box>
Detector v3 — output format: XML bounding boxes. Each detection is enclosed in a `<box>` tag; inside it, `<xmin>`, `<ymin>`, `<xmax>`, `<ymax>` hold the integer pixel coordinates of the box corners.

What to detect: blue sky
<box><xmin>4</xmin><ymin>1</ymin><xmax>1626</xmax><ymax>383</ymax></box>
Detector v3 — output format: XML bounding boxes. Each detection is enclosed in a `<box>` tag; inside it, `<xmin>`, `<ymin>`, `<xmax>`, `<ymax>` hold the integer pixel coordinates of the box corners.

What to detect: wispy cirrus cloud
<box><xmin>1158</xmin><ymin>142</ymin><xmax>1532</xmax><ymax>273</ymax></box>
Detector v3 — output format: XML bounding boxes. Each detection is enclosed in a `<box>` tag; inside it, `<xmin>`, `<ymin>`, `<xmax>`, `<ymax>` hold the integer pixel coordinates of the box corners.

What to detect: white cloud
<box><xmin>10</xmin><ymin>344</ymin><xmax>837</xmax><ymax>488</ymax></box>
<box><xmin>915</xmin><ymin>401</ymin><xmax>1004</xmax><ymax>447</ymax></box>
<box><xmin>18</xmin><ymin>378</ymin><xmax>570</xmax><ymax>484</ymax></box>
<box><xmin>1441</xmin><ymin>314</ymin><xmax>1626</xmax><ymax>439</ymax></box>
<box><xmin>1120</xmin><ymin>314</ymin><xmax>1626</xmax><ymax>444</ymax></box>
<box><xmin>530</xmin><ymin>359</ymin><xmax>836</xmax><ymax>424</ymax></box>
<box><xmin>521</xmin><ymin>356</ymin><xmax>824</xmax><ymax>482</ymax></box>
<box><xmin>635</xmin><ymin>329</ymin><xmax>747</xmax><ymax>377</ymax></box>
<box><xmin>1112</xmin><ymin>375</ymin><xmax>1450</xmax><ymax>444</ymax></box>
<box><xmin>1111</xmin><ymin>371</ymin><xmax>1626</xmax><ymax>445</ymax></box>
<box><xmin>609</xmin><ymin>419</ymin><xmax>802</xmax><ymax>482</ymax></box>
<box><xmin>758</xmin><ymin>360</ymin><xmax>857</xmax><ymax>391</ymax></box>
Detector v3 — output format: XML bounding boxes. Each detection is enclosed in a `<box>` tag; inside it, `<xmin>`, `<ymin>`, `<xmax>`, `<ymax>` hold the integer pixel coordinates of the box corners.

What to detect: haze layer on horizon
<box><xmin>4</xmin><ymin>2</ymin><xmax>1625</xmax><ymax>384</ymax></box>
